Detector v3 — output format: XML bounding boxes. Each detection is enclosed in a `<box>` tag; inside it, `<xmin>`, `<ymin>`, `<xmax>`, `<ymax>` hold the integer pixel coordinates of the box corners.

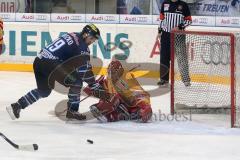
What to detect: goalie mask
<box><xmin>107</xmin><ymin>60</ymin><xmax>124</xmax><ymax>82</ymax></box>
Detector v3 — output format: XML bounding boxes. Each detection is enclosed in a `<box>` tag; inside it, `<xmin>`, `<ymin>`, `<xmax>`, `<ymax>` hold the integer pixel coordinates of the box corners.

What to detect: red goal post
<box><xmin>170</xmin><ymin>30</ymin><xmax>237</xmax><ymax>127</ymax></box>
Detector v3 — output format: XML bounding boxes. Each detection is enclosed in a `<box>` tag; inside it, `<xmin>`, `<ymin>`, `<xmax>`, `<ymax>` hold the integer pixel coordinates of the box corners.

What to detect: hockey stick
<box><xmin>129</xmin><ymin>64</ymin><xmax>141</xmax><ymax>72</ymax></box>
<box><xmin>55</xmin><ymin>95</ymin><xmax>92</xmax><ymax>116</ymax></box>
<box><xmin>0</xmin><ymin>132</ymin><xmax>38</xmax><ymax>151</ymax></box>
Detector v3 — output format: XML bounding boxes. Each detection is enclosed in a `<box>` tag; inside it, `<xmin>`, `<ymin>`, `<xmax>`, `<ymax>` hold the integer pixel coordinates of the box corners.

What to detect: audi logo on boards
<box><xmin>36</xmin><ymin>15</ymin><xmax>48</xmax><ymax>21</ymax></box>
<box><xmin>0</xmin><ymin>13</ymin><xmax>10</xmax><ymax>19</ymax></box>
<box><xmin>201</xmin><ymin>41</ymin><xmax>230</xmax><ymax>65</ymax></box>
<box><xmin>137</xmin><ymin>17</ymin><xmax>148</xmax><ymax>22</ymax></box>
<box><xmin>199</xmin><ymin>18</ymin><xmax>208</xmax><ymax>24</ymax></box>
<box><xmin>70</xmin><ymin>15</ymin><xmax>83</xmax><ymax>21</ymax></box>
<box><xmin>104</xmin><ymin>16</ymin><xmax>116</xmax><ymax>21</ymax></box>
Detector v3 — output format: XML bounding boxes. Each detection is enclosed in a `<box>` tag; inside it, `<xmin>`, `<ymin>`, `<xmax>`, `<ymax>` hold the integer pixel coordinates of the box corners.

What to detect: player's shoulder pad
<box><xmin>69</xmin><ymin>32</ymin><xmax>81</xmax><ymax>46</ymax></box>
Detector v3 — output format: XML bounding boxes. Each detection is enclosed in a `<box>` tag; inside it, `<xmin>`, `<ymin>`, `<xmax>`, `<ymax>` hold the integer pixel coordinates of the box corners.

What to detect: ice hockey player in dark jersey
<box><xmin>6</xmin><ymin>24</ymin><xmax>110</xmax><ymax>121</ymax></box>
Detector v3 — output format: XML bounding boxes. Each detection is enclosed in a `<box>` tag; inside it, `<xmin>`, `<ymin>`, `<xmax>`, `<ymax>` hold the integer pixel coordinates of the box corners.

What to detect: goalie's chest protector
<box><xmin>107</xmin><ymin>72</ymin><xmax>149</xmax><ymax>106</ymax></box>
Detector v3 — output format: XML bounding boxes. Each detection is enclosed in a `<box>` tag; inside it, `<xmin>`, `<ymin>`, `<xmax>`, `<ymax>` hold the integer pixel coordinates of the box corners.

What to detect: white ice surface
<box><xmin>0</xmin><ymin>71</ymin><xmax>240</xmax><ymax>160</ymax></box>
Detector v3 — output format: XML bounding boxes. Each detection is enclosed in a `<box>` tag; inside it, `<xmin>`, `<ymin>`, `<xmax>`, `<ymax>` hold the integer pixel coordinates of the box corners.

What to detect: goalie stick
<box><xmin>128</xmin><ymin>64</ymin><xmax>141</xmax><ymax>72</ymax></box>
<box><xmin>0</xmin><ymin>132</ymin><xmax>38</xmax><ymax>151</ymax></box>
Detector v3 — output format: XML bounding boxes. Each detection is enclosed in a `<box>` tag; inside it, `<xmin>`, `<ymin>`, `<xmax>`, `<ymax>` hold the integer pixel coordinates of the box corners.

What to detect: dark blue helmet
<box><xmin>82</xmin><ymin>24</ymin><xmax>100</xmax><ymax>39</ymax></box>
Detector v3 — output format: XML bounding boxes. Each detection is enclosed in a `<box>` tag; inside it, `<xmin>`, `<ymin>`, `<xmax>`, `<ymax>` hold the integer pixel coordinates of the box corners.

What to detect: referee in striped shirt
<box><xmin>158</xmin><ymin>0</ymin><xmax>192</xmax><ymax>86</ymax></box>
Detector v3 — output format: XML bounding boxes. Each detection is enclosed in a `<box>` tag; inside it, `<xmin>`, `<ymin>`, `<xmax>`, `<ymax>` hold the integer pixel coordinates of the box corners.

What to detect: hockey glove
<box><xmin>178</xmin><ymin>23</ymin><xmax>185</xmax><ymax>30</ymax></box>
<box><xmin>65</xmin><ymin>72</ymin><xmax>78</xmax><ymax>84</ymax></box>
<box><xmin>89</xmin><ymin>83</ymin><xmax>110</xmax><ymax>101</ymax></box>
<box><xmin>158</xmin><ymin>26</ymin><xmax>162</xmax><ymax>34</ymax></box>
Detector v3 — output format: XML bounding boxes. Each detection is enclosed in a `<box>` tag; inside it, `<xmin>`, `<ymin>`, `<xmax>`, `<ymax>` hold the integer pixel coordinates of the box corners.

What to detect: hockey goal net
<box><xmin>170</xmin><ymin>30</ymin><xmax>240</xmax><ymax>127</ymax></box>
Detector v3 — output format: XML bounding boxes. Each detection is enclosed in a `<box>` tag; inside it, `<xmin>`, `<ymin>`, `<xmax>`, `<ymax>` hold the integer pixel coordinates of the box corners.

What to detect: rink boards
<box><xmin>0</xmin><ymin>22</ymin><xmax>240</xmax><ymax>82</ymax></box>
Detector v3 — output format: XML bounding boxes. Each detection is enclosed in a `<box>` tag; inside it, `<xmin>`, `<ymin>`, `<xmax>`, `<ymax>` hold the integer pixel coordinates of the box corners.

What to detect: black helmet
<box><xmin>82</xmin><ymin>24</ymin><xmax>100</xmax><ymax>39</ymax></box>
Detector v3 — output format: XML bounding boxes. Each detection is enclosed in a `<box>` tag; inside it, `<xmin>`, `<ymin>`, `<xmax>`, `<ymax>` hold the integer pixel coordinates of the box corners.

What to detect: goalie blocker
<box><xmin>84</xmin><ymin>60</ymin><xmax>152</xmax><ymax>123</ymax></box>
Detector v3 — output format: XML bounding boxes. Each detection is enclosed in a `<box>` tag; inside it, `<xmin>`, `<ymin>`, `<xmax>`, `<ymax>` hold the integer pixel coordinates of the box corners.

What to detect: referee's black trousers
<box><xmin>160</xmin><ymin>31</ymin><xmax>191</xmax><ymax>83</ymax></box>
<box><xmin>160</xmin><ymin>31</ymin><xmax>171</xmax><ymax>81</ymax></box>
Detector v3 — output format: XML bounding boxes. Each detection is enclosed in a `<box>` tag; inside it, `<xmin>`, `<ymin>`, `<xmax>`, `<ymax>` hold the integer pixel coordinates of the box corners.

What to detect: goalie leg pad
<box><xmin>89</xmin><ymin>100</ymin><xmax>116</xmax><ymax>122</ymax></box>
<box><xmin>139</xmin><ymin>104</ymin><xmax>152</xmax><ymax>123</ymax></box>
<box><xmin>129</xmin><ymin>102</ymin><xmax>152</xmax><ymax>123</ymax></box>
<box><xmin>90</xmin><ymin>100</ymin><xmax>130</xmax><ymax>122</ymax></box>
<box><xmin>96</xmin><ymin>100</ymin><xmax>115</xmax><ymax>114</ymax></box>
<box><xmin>90</xmin><ymin>104</ymin><xmax>108</xmax><ymax>123</ymax></box>
<box><xmin>115</xmin><ymin>103</ymin><xmax>131</xmax><ymax>121</ymax></box>
<box><xmin>90</xmin><ymin>104</ymin><xmax>120</xmax><ymax>122</ymax></box>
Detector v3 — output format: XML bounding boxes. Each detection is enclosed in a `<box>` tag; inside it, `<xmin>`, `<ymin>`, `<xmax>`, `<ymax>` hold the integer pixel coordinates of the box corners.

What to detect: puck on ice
<box><xmin>33</xmin><ymin>144</ymin><xmax>39</xmax><ymax>151</ymax></box>
<box><xmin>87</xmin><ymin>139</ymin><xmax>94</xmax><ymax>144</ymax></box>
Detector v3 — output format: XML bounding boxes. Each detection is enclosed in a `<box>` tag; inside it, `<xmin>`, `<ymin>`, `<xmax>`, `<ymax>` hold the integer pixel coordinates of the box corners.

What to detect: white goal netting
<box><xmin>171</xmin><ymin>30</ymin><xmax>240</xmax><ymax>127</ymax></box>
